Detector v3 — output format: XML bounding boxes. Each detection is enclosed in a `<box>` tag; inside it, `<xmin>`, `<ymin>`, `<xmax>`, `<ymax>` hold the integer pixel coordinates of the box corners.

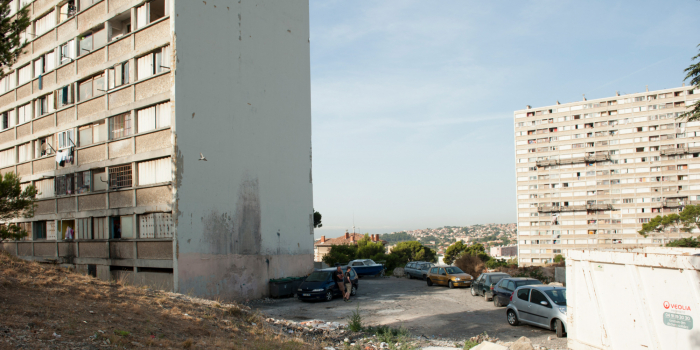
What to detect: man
<box><xmin>344</xmin><ymin>266</ymin><xmax>353</xmax><ymax>302</ymax></box>
<box><xmin>333</xmin><ymin>265</ymin><xmax>345</xmax><ymax>300</ymax></box>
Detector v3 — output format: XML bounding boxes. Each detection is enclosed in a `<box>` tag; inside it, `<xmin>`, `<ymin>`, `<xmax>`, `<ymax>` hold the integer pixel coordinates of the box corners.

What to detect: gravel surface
<box><xmin>254</xmin><ymin>276</ymin><xmax>568</xmax><ymax>349</ymax></box>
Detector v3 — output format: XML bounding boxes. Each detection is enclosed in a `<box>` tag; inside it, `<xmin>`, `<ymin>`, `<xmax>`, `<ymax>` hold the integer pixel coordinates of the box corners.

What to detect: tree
<box><xmin>313</xmin><ymin>211</ymin><xmax>322</xmax><ymax>228</ymax></box>
<box><xmin>0</xmin><ymin>172</ymin><xmax>37</xmax><ymax>242</ymax></box>
<box><xmin>679</xmin><ymin>205</ymin><xmax>700</xmax><ymax>233</ymax></box>
<box><xmin>443</xmin><ymin>241</ymin><xmax>467</xmax><ymax>265</ymax></box>
<box><xmin>356</xmin><ymin>234</ymin><xmax>385</xmax><ymax>259</ymax></box>
<box><xmin>0</xmin><ymin>2</ymin><xmax>31</xmax><ymax>78</ymax></box>
<box><xmin>322</xmin><ymin>244</ymin><xmax>357</xmax><ymax>267</ymax></box>
<box><xmin>390</xmin><ymin>241</ymin><xmax>437</xmax><ymax>265</ymax></box>
<box><xmin>638</xmin><ymin>214</ymin><xmax>681</xmax><ymax>238</ymax></box>
<box><xmin>680</xmin><ymin>45</ymin><xmax>700</xmax><ymax>122</ymax></box>
<box><xmin>553</xmin><ymin>254</ymin><xmax>565</xmax><ymax>263</ymax></box>
<box><xmin>667</xmin><ymin>237</ymin><xmax>700</xmax><ymax>248</ymax></box>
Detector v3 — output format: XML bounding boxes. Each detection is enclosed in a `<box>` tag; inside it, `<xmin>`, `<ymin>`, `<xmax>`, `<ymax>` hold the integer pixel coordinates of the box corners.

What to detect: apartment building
<box><xmin>0</xmin><ymin>0</ymin><xmax>314</xmax><ymax>300</ymax></box>
<box><xmin>514</xmin><ymin>86</ymin><xmax>699</xmax><ymax>266</ymax></box>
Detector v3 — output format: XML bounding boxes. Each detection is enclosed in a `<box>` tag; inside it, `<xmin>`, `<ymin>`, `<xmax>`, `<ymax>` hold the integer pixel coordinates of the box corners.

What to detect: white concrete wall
<box><xmin>172</xmin><ymin>0</ymin><xmax>313</xmax><ymax>300</ymax></box>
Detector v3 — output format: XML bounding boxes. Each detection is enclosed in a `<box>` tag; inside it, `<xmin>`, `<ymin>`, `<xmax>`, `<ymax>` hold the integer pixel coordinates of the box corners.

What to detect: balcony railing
<box><xmin>536</xmin><ymin>153</ymin><xmax>610</xmax><ymax>167</ymax></box>
<box><xmin>537</xmin><ymin>204</ymin><xmax>613</xmax><ymax>213</ymax></box>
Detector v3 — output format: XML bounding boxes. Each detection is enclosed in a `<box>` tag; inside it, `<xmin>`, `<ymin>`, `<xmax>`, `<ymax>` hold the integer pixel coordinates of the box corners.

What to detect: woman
<box><xmin>343</xmin><ymin>266</ymin><xmax>353</xmax><ymax>302</ymax></box>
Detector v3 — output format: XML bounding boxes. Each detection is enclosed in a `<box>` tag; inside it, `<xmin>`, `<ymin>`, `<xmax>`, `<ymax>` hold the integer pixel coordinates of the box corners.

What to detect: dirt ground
<box><xmin>254</xmin><ymin>276</ymin><xmax>568</xmax><ymax>349</ymax></box>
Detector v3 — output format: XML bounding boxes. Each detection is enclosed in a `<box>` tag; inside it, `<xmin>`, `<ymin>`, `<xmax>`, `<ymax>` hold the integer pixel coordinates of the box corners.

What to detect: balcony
<box><xmin>536</xmin><ymin>153</ymin><xmax>610</xmax><ymax>167</ymax></box>
<box><xmin>537</xmin><ymin>204</ymin><xmax>612</xmax><ymax>213</ymax></box>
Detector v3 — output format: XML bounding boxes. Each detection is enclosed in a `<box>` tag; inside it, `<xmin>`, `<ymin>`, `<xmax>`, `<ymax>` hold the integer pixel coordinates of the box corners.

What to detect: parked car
<box><xmin>404</xmin><ymin>261</ymin><xmax>434</xmax><ymax>280</ymax></box>
<box><xmin>348</xmin><ymin>259</ymin><xmax>385</xmax><ymax>277</ymax></box>
<box><xmin>426</xmin><ymin>266</ymin><xmax>473</xmax><ymax>288</ymax></box>
<box><xmin>491</xmin><ymin>277</ymin><xmax>542</xmax><ymax>307</ymax></box>
<box><xmin>506</xmin><ymin>285</ymin><xmax>567</xmax><ymax>338</ymax></box>
<box><xmin>471</xmin><ymin>272</ymin><xmax>510</xmax><ymax>301</ymax></box>
<box><xmin>297</xmin><ymin>267</ymin><xmax>358</xmax><ymax>302</ymax></box>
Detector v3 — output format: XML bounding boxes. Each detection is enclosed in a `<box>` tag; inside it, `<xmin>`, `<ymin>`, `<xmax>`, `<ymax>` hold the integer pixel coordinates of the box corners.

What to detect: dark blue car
<box><xmin>492</xmin><ymin>277</ymin><xmax>542</xmax><ymax>307</ymax></box>
<box><xmin>297</xmin><ymin>267</ymin><xmax>358</xmax><ymax>302</ymax></box>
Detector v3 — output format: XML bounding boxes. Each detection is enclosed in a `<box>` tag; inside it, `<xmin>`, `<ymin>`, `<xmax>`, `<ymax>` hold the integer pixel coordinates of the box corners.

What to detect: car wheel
<box><xmin>324</xmin><ymin>290</ymin><xmax>333</xmax><ymax>302</ymax></box>
<box><xmin>507</xmin><ymin>310</ymin><xmax>519</xmax><ymax>326</ymax></box>
<box><xmin>448</xmin><ymin>281</ymin><xmax>454</xmax><ymax>289</ymax></box>
<box><xmin>555</xmin><ymin>319</ymin><xmax>565</xmax><ymax>338</ymax></box>
<box><xmin>484</xmin><ymin>292</ymin><xmax>491</xmax><ymax>301</ymax></box>
<box><xmin>494</xmin><ymin>296</ymin><xmax>501</xmax><ymax>307</ymax></box>
<box><xmin>471</xmin><ymin>287</ymin><xmax>477</xmax><ymax>296</ymax></box>
<box><xmin>408</xmin><ymin>273</ymin><xmax>413</xmax><ymax>279</ymax></box>
<box><xmin>351</xmin><ymin>285</ymin><xmax>357</xmax><ymax>296</ymax></box>
<box><xmin>427</xmin><ymin>278</ymin><xmax>433</xmax><ymax>286</ymax></box>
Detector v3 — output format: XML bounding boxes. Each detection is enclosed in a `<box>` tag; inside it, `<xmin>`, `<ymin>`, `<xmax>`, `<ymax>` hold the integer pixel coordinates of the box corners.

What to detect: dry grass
<box><xmin>454</xmin><ymin>254</ymin><xmax>486</xmax><ymax>278</ymax></box>
<box><xmin>0</xmin><ymin>251</ymin><xmax>320</xmax><ymax>349</ymax></box>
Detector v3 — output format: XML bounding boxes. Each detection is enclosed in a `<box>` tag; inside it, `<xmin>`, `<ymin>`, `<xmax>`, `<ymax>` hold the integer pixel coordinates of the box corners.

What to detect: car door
<box><xmin>473</xmin><ymin>275</ymin><xmax>483</xmax><ymax>294</ymax></box>
<box><xmin>437</xmin><ymin>268</ymin><xmax>447</xmax><ymax>285</ymax></box>
<box><xmin>515</xmin><ymin>288</ymin><xmax>533</xmax><ymax>324</ymax></box>
<box><xmin>495</xmin><ymin>280</ymin><xmax>510</xmax><ymax>303</ymax></box>
<box><xmin>504</xmin><ymin>280</ymin><xmax>516</xmax><ymax>303</ymax></box>
<box><xmin>482</xmin><ymin>275</ymin><xmax>491</xmax><ymax>294</ymax></box>
<box><xmin>405</xmin><ymin>263</ymin><xmax>413</xmax><ymax>277</ymax></box>
<box><xmin>528</xmin><ymin>289</ymin><xmax>552</xmax><ymax>327</ymax></box>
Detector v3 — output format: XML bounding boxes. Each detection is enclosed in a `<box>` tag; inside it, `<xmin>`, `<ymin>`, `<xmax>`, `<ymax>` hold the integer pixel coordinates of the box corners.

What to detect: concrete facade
<box><xmin>514</xmin><ymin>86</ymin><xmax>698</xmax><ymax>265</ymax></box>
<box><xmin>0</xmin><ymin>0</ymin><xmax>314</xmax><ymax>300</ymax></box>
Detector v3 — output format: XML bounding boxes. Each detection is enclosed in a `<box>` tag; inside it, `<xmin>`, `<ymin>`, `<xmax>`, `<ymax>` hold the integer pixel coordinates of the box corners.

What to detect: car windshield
<box><xmin>544</xmin><ymin>289</ymin><xmax>567</xmax><ymax>306</ymax></box>
<box><xmin>365</xmin><ymin>260</ymin><xmax>376</xmax><ymax>265</ymax></box>
<box><xmin>306</xmin><ymin>271</ymin><xmax>330</xmax><ymax>282</ymax></box>
<box><xmin>516</xmin><ymin>280</ymin><xmax>542</xmax><ymax>288</ymax></box>
<box><xmin>445</xmin><ymin>267</ymin><xmax>464</xmax><ymax>274</ymax></box>
<box><xmin>491</xmin><ymin>275</ymin><xmax>507</xmax><ymax>284</ymax></box>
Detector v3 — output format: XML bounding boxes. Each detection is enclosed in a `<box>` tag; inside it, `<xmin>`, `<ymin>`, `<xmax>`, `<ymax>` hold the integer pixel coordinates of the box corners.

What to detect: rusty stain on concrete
<box><xmin>235</xmin><ymin>176</ymin><xmax>261</xmax><ymax>255</ymax></box>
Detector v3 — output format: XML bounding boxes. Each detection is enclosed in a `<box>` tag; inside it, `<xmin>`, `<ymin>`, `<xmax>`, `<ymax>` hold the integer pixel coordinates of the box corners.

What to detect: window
<box><xmin>517</xmin><ymin>288</ymin><xmax>530</xmax><ymax>301</ymax></box>
<box><xmin>17</xmin><ymin>143</ymin><xmax>30</xmax><ymax>162</ymax></box>
<box><xmin>33</xmin><ymin>221</ymin><xmax>47</xmax><ymax>240</ymax></box>
<box><xmin>92</xmin><ymin>168</ymin><xmax>108</xmax><ymax>191</ymax></box>
<box><xmin>1</xmin><ymin>110</ymin><xmax>15</xmax><ymax>130</ymax></box>
<box><xmin>138</xmin><ymin>157</ymin><xmax>170</xmax><ymax>185</ymax></box>
<box><xmin>56</xmin><ymin>84</ymin><xmax>74</xmax><ymax>107</ymax></box>
<box><xmin>136</xmin><ymin>46</ymin><xmax>171</xmax><ymax>80</ymax></box>
<box><xmin>35</xmin><ymin>94</ymin><xmax>55</xmax><ymax>117</ymax></box>
<box><xmin>137</xmin><ymin>102</ymin><xmax>171</xmax><ymax>133</ymax></box>
<box><xmin>55</xmin><ymin>174</ymin><xmax>74</xmax><ymax>195</ymax></box>
<box><xmin>108</xmin><ymin>11</ymin><xmax>131</xmax><ymax>41</ymax></box>
<box><xmin>56</xmin><ymin>129</ymin><xmax>75</xmax><ymax>149</ymax></box>
<box><xmin>109</xmin><ymin>113</ymin><xmax>132</xmax><ymax>139</ymax></box>
<box><xmin>79</xmin><ymin>0</ymin><xmax>99</xmax><ymax>11</ymax></box>
<box><xmin>17</xmin><ymin>64</ymin><xmax>31</xmax><ymax>85</ymax></box>
<box><xmin>35</xmin><ymin>178</ymin><xmax>54</xmax><ymax>199</ymax></box>
<box><xmin>34</xmin><ymin>10</ymin><xmax>56</xmax><ymax>36</ymax></box>
<box><xmin>530</xmin><ymin>289</ymin><xmax>551</xmax><ymax>308</ymax></box>
<box><xmin>78</xmin><ymin>119</ymin><xmax>106</xmax><ymax>146</ymax></box>
<box><xmin>17</xmin><ymin>104</ymin><xmax>30</xmax><ymax>124</ymax></box>
<box><xmin>0</xmin><ymin>72</ymin><xmax>15</xmax><ymax>94</ymax></box>
<box><xmin>76</xmin><ymin>170</ymin><xmax>91</xmax><ymax>194</ymax></box>
<box><xmin>109</xmin><ymin>164</ymin><xmax>132</xmax><ymax>188</ymax></box>
<box><xmin>78</xmin><ymin>74</ymin><xmax>104</xmax><ymax>101</ymax></box>
<box><xmin>107</xmin><ymin>61</ymin><xmax>129</xmax><ymax>89</ymax></box>
<box><xmin>111</xmin><ymin>215</ymin><xmax>134</xmax><ymax>239</ymax></box>
<box><xmin>36</xmin><ymin>135</ymin><xmax>54</xmax><ymax>156</ymax></box>
<box><xmin>59</xmin><ymin>1</ymin><xmax>77</xmax><ymax>23</ymax></box>
<box><xmin>136</xmin><ymin>0</ymin><xmax>168</xmax><ymax>30</ymax></box>
<box><xmin>78</xmin><ymin>24</ymin><xmax>107</xmax><ymax>56</ymax></box>
<box><xmin>0</xmin><ymin>148</ymin><xmax>14</xmax><ymax>167</ymax></box>
<box><xmin>59</xmin><ymin>40</ymin><xmax>75</xmax><ymax>63</ymax></box>
<box><xmin>34</xmin><ymin>50</ymin><xmax>56</xmax><ymax>77</ymax></box>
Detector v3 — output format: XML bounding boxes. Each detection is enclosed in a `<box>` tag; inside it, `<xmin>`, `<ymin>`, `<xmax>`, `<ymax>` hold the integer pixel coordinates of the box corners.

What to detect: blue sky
<box><xmin>309</xmin><ymin>0</ymin><xmax>700</xmax><ymax>238</ymax></box>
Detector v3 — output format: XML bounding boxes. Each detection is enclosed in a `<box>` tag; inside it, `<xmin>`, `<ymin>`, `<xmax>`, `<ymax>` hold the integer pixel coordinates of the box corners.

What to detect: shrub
<box><xmin>347</xmin><ymin>303</ymin><xmax>362</xmax><ymax>332</ymax></box>
<box><xmin>454</xmin><ymin>254</ymin><xmax>485</xmax><ymax>278</ymax></box>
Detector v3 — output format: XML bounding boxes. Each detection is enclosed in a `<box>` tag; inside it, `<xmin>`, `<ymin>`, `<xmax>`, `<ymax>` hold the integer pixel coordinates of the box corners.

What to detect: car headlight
<box><xmin>297</xmin><ymin>288</ymin><xmax>302</xmax><ymax>292</ymax></box>
<box><xmin>454</xmin><ymin>278</ymin><xmax>461</xmax><ymax>281</ymax></box>
<box><xmin>558</xmin><ymin>307</ymin><xmax>566</xmax><ymax>314</ymax></box>
<box><xmin>312</xmin><ymin>289</ymin><xmax>324</xmax><ymax>292</ymax></box>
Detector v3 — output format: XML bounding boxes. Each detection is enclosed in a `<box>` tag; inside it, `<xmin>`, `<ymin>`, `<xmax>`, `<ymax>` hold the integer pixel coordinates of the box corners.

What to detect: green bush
<box><xmin>347</xmin><ymin>303</ymin><xmax>362</xmax><ymax>332</ymax></box>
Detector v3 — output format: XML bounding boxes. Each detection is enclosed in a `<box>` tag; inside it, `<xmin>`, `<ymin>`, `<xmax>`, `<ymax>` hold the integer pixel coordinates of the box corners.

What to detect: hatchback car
<box><xmin>405</xmin><ymin>261</ymin><xmax>434</xmax><ymax>280</ymax></box>
<box><xmin>297</xmin><ymin>267</ymin><xmax>358</xmax><ymax>302</ymax></box>
<box><xmin>426</xmin><ymin>266</ymin><xmax>473</xmax><ymax>288</ymax></box>
<box><xmin>506</xmin><ymin>285</ymin><xmax>567</xmax><ymax>338</ymax></box>
<box><xmin>471</xmin><ymin>272</ymin><xmax>510</xmax><ymax>301</ymax></box>
<box><xmin>492</xmin><ymin>277</ymin><xmax>542</xmax><ymax>307</ymax></box>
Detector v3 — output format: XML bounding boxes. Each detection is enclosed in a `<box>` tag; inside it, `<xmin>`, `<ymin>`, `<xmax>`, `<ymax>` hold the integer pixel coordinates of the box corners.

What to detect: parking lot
<box><xmin>254</xmin><ymin>276</ymin><xmax>567</xmax><ymax>348</ymax></box>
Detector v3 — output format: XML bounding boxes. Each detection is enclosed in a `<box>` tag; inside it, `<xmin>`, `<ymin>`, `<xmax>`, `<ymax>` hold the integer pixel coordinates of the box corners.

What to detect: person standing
<box><xmin>333</xmin><ymin>266</ymin><xmax>345</xmax><ymax>300</ymax></box>
<box><xmin>344</xmin><ymin>266</ymin><xmax>353</xmax><ymax>302</ymax></box>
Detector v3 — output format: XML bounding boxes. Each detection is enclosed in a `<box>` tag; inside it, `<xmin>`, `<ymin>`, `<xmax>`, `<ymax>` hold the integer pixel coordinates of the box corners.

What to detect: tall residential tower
<box><xmin>0</xmin><ymin>0</ymin><xmax>314</xmax><ymax>300</ymax></box>
<box><xmin>514</xmin><ymin>86</ymin><xmax>698</xmax><ymax>265</ymax></box>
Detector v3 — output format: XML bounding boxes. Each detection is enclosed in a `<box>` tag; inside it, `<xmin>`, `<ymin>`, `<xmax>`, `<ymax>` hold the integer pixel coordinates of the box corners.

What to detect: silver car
<box><xmin>404</xmin><ymin>261</ymin><xmax>434</xmax><ymax>280</ymax></box>
<box><xmin>506</xmin><ymin>285</ymin><xmax>567</xmax><ymax>338</ymax></box>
